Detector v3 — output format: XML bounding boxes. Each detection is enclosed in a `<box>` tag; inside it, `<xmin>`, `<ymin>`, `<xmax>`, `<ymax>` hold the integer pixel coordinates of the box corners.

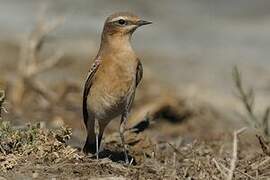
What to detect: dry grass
<box><xmin>0</xmin><ymin>120</ymin><xmax>269</xmax><ymax>179</ymax></box>
<box><xmin>0</xmin><ymin>90</ymin><xmax>5</xmax><ymax>119</ymax></box>
<box><xmin>0</xmin><ymin>121</ymin><xmax>78</xmax><ymax>172</ymax></box>
<box><xmin>233</xmin><ymin>66</ymin><xmax>270</xmax><ymax>157</ymax></box>
<box><xmin>233</xmin><ymin>66</ymin><xmax>270</xmax><ymax>137</ymax></box>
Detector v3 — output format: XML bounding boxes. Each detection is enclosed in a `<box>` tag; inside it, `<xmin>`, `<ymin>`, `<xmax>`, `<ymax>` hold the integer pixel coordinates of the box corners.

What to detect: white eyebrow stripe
<box><xmin>110</xmin><ymin>16</ymin><xmax>126</xmax><ymax>22</ymax></box>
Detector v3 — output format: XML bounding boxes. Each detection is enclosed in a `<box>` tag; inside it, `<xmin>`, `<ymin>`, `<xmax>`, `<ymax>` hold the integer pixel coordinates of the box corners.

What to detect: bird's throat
<box><xmin>100</xmin><ymin>34</ymin><xmax>133</xmax><ymax>53</ymax></box>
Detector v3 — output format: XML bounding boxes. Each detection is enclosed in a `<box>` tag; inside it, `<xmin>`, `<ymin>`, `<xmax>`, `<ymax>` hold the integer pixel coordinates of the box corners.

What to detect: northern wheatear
<box><xmin>82</xmin><ymin>12</ymin><xmax>151</xmax><ymax>163</ymax></box>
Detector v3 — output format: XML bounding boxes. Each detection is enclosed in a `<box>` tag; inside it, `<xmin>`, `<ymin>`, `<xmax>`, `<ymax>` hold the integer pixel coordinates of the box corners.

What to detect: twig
<box><xmin>182</xmin><ymin>166</ymin><xmax>190</xmax><ymax>178</ymax></box>
<box><xmin>168</xmin><ymin>143</ymin><xmax>185</xmax><ymax>159</ymax></box>
<box><xmin>172</xmin><ymin>152</ymin><xmax>178</xmax><ymax>179</ymax></box>
<box><xmin>213</xmin><ymin>158</ymin><xmax>228</xmax><ymax>178</ymax></box>
<box><xmin>251</xmin><ymin>156</ymin><xmax>270</xmax><ymax>170</ymax></box>
<box><xmin>218</xmin><ymin>157</ymin><xmax>257</xmax><ymax>180</ymax></box>
<box><xmin>213</xmin><ymin>127</ymin><xmax>247</xmax><ymax>179</ymax></box>
<box><xmin>227</xmin><ymin>127</ymin><xmax>247</xmax><ymax>180</ymax></box>
<box><xmin>235</xmin><ymin>169</ymin><xmax>256</xmax><ymax>180</ymax></box>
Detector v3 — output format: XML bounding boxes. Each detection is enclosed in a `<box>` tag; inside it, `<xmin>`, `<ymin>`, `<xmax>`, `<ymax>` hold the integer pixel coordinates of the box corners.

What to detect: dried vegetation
<box><xmin>0</xmin><ymin>121</ymin><xmax>269</xmax><ymax>179</ymax></box>
<box><xmin>0</xmin><ymin>91</ymin><xmax>5</xmax><ymax>119</ymax></box>
<box><xmin>233</xmin><ymin>66</ymin><xmax>270</xmax><ymax>157</ymax></box>
<box><xmin>233</xmin><ymin>66</ymin><xmax>270</xmax><ymax>137</ymax></box>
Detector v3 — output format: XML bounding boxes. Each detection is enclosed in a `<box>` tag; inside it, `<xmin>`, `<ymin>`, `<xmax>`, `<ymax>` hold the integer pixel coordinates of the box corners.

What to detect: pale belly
<box><xmin>87</xmin><ymin>77</ymin><xmax>134</xmax><ymax>121</ymax></box>
<box><xmin>88</xmin><ymin>92</ymin><xmax>126</xmax><ymax>121</ymax></box>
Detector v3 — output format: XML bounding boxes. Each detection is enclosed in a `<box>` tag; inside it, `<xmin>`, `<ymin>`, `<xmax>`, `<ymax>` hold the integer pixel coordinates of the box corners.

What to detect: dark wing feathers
<box><xmin>124</xmin><ymin>60</ymin><xmax>143</xmax><ymax>115</ymax></box>
<box><xmin>82</xmin><ymin>59</ymin><xmax>101</xmax><ymax>125</ymax></box>
<box><xmin>136</xmin><ymin>60</ymin><xmax>143</xmax><ymax>87</ymax></box>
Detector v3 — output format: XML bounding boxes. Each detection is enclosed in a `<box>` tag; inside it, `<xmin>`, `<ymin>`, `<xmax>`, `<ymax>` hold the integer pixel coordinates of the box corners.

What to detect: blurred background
<box><xmin>1</xmin><ymin>0</ymin><xmax>270</xmax><ymax>146</ymax></box>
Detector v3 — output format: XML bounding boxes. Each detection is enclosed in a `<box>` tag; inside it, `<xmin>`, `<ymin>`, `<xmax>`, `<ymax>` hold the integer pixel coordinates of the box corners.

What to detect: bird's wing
<box><xmin>82</xmin><ymin>58</ymin><xmax>101</xmax><ymax>125</ymax></box>
<box><xmin>136</xmin><ymin>59</ymin><xmax>143</xmax><ymax>87</ymax></box>
<box><xmin>123</xmin><ymin>60</ymin><xmax>143</xmax><ymax>117</ymax></box>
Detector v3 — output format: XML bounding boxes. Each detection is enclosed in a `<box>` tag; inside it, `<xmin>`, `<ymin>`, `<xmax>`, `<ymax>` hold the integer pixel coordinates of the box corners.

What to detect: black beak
<box><xmin>137</xmin><ymin>20</ymin><xmax>152</xmax><ymax>26</ymax></box>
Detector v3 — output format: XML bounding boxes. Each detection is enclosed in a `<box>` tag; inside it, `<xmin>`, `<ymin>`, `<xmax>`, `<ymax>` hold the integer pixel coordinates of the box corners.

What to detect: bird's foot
<box><xmin>123</xmin><ymin>149</ymin><xmax>129</xmax><ymax>164</ymax></box>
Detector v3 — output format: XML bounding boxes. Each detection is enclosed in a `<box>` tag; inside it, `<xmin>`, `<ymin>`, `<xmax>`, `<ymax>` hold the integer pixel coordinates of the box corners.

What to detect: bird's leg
<box><xmin>94</xmin><ymin>118</ymin><xmax>100</xmax><ymax>160</ymax></box>
<box><xmin>120</xmin><ymin>112</ymin><xmax>129</xmax><ymax>164</ymax></box>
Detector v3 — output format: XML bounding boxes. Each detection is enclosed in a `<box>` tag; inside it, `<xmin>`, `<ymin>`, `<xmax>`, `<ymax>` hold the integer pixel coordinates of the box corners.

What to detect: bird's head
<box><xmin>102</xmin><ymin>12</ymin><xmax>152</xmax><ymax>37</ymax></box>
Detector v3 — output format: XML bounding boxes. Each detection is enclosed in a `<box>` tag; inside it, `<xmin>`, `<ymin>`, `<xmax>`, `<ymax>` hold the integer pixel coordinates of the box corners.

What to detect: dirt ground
<box><xmin>0</xmin><ymin>112</ymin><xmax>270</xmax><ymax>179</ymax></box>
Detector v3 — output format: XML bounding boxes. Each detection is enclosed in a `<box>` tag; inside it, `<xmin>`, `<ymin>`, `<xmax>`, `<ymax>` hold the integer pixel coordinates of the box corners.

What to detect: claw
<box><xmin>124</xmin><ymin>149</ymin><xmax>129</xmax><ymax>164</ymax></box>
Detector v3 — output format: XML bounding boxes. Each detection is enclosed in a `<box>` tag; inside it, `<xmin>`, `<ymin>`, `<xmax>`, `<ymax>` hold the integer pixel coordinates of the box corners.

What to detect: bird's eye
<box><xmin>118</xmin><ymin>19</ymin><xmax>126</xmax><ymax>25</ymax></box>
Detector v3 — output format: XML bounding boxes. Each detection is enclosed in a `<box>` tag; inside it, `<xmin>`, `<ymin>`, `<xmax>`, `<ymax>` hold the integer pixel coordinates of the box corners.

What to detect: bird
<box><xmin>82</xmin><ymin>12</ymin><xmax>152</xmax><ymax>163</ymax></box>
